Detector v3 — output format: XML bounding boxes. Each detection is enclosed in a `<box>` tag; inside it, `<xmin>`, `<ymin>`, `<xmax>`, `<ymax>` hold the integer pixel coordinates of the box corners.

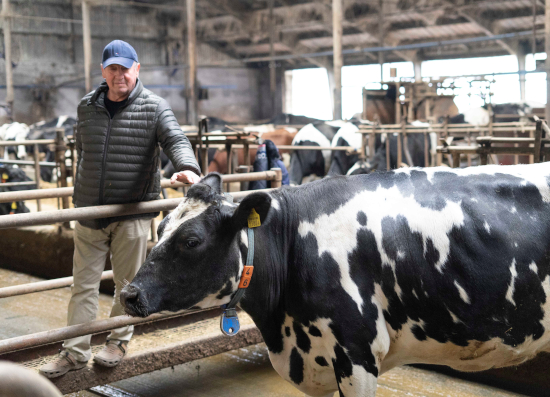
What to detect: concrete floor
<box><xmin>0</xmin><ymin>267</ymin><xmax>527</xmax><ymax>397</ymax></box>
<box><xmin>62</xmin><ymin>344</ymin><xmax>524</xmax><ymax>397</ymax></box>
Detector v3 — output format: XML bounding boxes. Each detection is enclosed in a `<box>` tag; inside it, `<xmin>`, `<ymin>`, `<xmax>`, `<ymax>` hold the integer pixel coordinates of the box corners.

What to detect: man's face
<box><xmin>101</xmin><ymin>62</ymin><xmax>140</xmax><ymax>100</ymax></box>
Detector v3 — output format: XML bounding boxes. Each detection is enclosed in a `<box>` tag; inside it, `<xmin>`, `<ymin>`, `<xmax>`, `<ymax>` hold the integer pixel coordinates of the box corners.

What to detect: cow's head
<box><xmin>120</xmin><ymin>173</ymin><xmax>272</xmax><ymax>317</ymax></box>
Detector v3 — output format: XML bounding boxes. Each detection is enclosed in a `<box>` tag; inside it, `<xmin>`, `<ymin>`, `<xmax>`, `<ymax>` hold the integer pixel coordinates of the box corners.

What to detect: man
<box><xmin>40</xmin><ymin>40</ymin><xmax>201</xmax><ymax>378</ymax></box>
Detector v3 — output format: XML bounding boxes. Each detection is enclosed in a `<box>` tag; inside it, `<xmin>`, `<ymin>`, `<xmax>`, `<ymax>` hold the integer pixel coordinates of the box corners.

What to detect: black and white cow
<box><xmin>122</xmin><ymin>164</ymin><xmax>550</xmax><ymax>396</ymax></box>
<box><xmin>365</xmin><ymin>131</ymin><xmax>433</xmax><ymax>173</ymax></box>
<box><xmin>289</xmin><ymin>121</ymin><xmax>342</xmax><ymax>185</ymax></box>
<box><xmin>327</xmin><ymin>122</ymin><xmax>363</xmax><ymax>176</ymax></box>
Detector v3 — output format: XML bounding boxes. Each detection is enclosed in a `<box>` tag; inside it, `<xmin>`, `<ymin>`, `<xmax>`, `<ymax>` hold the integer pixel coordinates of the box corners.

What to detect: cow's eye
<box><xmin>186</xmin><ymin>239</ymin><xmax>200</xmax><ymax>248</ymax></box>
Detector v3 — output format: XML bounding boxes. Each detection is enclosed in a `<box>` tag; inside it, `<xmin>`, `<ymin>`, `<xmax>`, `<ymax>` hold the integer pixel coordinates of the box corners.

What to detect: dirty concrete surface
<box><xmin>63</xmin><ymin>344</ymin><xmax>524</xmax><ymax>397</ymax></box>
<box><xmin>0</xmin><ymin>267</ymin><xmax>526</xmax><ymax>397</ymax></box>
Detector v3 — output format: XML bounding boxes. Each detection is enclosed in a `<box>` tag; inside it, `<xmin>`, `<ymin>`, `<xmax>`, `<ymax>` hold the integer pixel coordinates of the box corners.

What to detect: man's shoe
<box><xmin>39</xmin><ymin>351</ymin><xmax>88</xmax><ymax>379</ymax></box>
<box><xmin>93</xmin><ymin>340</ymin><xmax>128</xmax><ymax>367</ymax></box>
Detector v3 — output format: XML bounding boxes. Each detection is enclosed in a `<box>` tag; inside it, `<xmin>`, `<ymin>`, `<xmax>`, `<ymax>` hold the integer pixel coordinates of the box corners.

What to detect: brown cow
<box><xmin>208</xmin><ymin>128</ymin><xmax>296</xmax><ymax>174</ymax></box>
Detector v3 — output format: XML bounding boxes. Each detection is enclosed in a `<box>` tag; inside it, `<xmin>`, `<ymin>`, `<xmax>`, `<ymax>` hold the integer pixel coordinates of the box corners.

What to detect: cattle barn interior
<box><xmin>2</xmin><ymin>0</ymin><xmax>550</xmax><ymax>396</ymax></box>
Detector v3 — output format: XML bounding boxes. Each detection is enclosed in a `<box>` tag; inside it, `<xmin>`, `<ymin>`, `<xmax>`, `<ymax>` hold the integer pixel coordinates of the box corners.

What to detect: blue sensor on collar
<box><xmin>221</xmin><ymin>308</ymin><xmax>240</xmax><ymax>336</ymax></box>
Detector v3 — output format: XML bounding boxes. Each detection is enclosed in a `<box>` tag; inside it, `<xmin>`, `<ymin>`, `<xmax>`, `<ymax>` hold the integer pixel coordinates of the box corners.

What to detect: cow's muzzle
<box><xmin>120</xmin><ymin>284</ymin><xmax>149</xmax><ymax>318</ymax></box>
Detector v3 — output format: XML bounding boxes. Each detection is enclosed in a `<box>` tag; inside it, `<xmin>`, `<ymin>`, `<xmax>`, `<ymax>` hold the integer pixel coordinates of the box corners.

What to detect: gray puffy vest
<box><xmin>73</xmin><ymin>79</ymin><xmax>200</xmax><ymax>229</ymax></box>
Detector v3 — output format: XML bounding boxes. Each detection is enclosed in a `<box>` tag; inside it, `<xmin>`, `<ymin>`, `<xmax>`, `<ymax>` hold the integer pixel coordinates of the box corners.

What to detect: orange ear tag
<box><xmin>247</xmin><ymin>208</ymin><xmax>261</xmax><ymax>228</ymax></box>
<box><xmin>238</xmin><ymin>266</ymin><xmax>254</xmax><ymax>288</ymax></box>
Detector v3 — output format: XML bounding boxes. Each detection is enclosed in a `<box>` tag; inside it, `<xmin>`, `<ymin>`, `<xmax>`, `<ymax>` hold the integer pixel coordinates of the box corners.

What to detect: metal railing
<box><xmin>357</xmin><ymin>120</ymin><xmax>540</xmax><ymax>169</ymax></box>
<box><xmin>0</xmin><ymin>131</ymin><xmax>68</xmax><ymax>212</ymax></box>
<box><xmin>437</xmin><ymin>120</ymin><xmax>550</xmax><ymax>167</ymax></box>
<box><xmin>0</xmin><ymin>169</ymin><xmax>281</xmax><ymax>356</ymax></box>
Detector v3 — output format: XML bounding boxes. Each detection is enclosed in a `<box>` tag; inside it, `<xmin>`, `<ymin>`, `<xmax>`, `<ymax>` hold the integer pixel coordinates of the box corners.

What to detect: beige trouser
<box><xmin>63</xmin><ymin>218</ymin><xmax>152</xmax><ymax>362</ymax></box>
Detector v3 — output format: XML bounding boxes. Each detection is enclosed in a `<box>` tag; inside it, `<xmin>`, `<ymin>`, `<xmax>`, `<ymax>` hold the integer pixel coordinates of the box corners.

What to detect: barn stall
<box><xmin>1</xmin><ymin>0</ymin><xmax>550</xmax><ymax>396</ymax></box>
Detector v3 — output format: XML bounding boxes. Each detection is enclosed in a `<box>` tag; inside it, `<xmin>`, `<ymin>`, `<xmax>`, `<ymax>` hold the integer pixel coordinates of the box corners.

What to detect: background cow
<box><xmin>122</xmin><ymin>164</ymin><xmax>550</xmax><ymax>396</ymax></box>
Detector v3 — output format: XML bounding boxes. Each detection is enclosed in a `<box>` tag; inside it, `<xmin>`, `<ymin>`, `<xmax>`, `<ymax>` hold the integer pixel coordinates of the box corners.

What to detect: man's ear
<box><xmin>232</xmin><ymin>192</ymin><xmax>272</xmax><ymax>230</ymax></box>
<box><xmin>201</xmin><ymin>173</ymin><xmax>223</xmax><ymax>194</ymax></box>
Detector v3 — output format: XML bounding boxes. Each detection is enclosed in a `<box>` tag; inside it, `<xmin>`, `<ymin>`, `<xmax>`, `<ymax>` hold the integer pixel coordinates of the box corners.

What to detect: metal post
<box><xmin>385</xmin><ymin>134</ymin><xmax>390</xmax><ymax>170</ymax></box>
<box><xmin>225</xmin><ymin>143</ymin><xmax>233</xmax><ymax>192</ymax></box>
<box><xmin>332</xmin><ymin>0</ymin><xmax>343</xmax><ymax>120</ymax></box>
<box><xmin>271</xmin><ymin>168</ymin><xmax>282</xmax><ymax>188</ymax></box>
<box><xmin>269</xmin><ymin>0</ymin><xmax>276</xmax><ymax>118</ymax></box>
<box><xmin>359</xmin><ymin>132</ymin><xmax>367</xmax><ymax>162</ymax></box>
<box><xmin>467</xmin><ymin>132</ymin><xmax>472</xmax><ymax>167</ymax></box>
<box><xmin>534</xmin><ymin>119</ymin><xmax>543</xmax><ymax>163</ymax></box>
<box><xmin>414</xmin><ymin>58</ymin><xmax>422</xmax><ymax>82</ymax></box>
<box><xmin>378</xmin><ymin>0</ymin><xmax>385</xmax><ymax>80</ymax></box>
<box><xmin>452</xmin><ymin>153</ymin><xmax>460</xmax><ymax>168</ymax></box>
<box><xmin>423</xmin><ymin>131</ymin><xmax>429</xmax><ymax>167</ymax></box>
<box><xmin>516</xmin><ymin>42</ymin><xmax>528</xmax><ymax>103</ymax></box>
<box><xmin>187</xmin><ymin>0</ymin><xmax>198</xmax><ymax>125</ymax></box>
<box><xmin>395</xmin><ymin>82</ymin><xmax>401</xmax><ymax>124</ymax></box>
<box><xmin>396</xmin><ymin>132</ymin><xmax>402</xmax><ymax>168</ymax></box>
<box><xmin>2</xmin><ymin>0</ymin><xmax>14</xmax><ymax>120</ymax></box>
<box><xmin>33</xmin><ymin>144</ymin><xmax>41</xmax><ymax>212</ymax></box>
<box><xmin>56</xmin><ymin>129</ymin><xmax>70</xmax><ymax>223</ymax></box>
<box><xmin>82</xmin><ymin>0</ymin><xmax>92</xmax><ymax>93</ymax></box>
<box><xmin>369</xmin><ymin>125</ymin><xmax>376</xmax><ymax>162</ymax></box>
<box><xmin>243</xmin><ymin>142</ymin><xmax>250</xmax><ymax>167</ymax></box>
<box><xmin>546</xmin><ymin>0</ymin><xmax>550</xmax><ymax>122</ymax></box>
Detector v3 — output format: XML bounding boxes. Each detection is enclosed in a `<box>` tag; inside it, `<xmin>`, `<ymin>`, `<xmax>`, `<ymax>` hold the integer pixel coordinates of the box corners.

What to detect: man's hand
<box><xmin>170</xmin><ymin>170</ymin><xmax>201</xmax><ymax>185</ymax></box>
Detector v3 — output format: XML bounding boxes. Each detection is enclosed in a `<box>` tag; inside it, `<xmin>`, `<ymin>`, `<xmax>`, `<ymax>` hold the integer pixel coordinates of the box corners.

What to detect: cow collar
<box><xmin>220</xmin><ymin>226</ymin><xmax>255</xmax><ymax>336</ymax></box>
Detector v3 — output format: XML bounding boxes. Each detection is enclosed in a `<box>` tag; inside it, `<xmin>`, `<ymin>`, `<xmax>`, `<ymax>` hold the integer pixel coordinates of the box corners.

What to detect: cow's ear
<box><xmin>200</xmin><ymin>173</ymin><xmax>223</xmax><ymax>194</ymax></box>
<box><xmin>232</xmin><ymin>192</ymin><xmax>272</xmax><ymax>230</ymax></box>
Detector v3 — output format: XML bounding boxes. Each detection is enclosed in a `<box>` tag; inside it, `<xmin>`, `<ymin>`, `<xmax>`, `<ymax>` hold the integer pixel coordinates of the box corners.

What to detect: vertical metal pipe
<box><xmin>414</xmin><ymin>59</ymin><xmax>422</xmax><ymax>82</ymax></box>
<box><xmin>385</xmin><ymin>134</ymin><xmax>390</xmax><ymax>170</ymax></box>
<box><xmin>269</xmin><ymin>0</ymin><xmax>276</xmax><ymax>118</ymax></box>
<box><xmin>56</xmin><ymin>129</ymin><xmax>70</xmax><ymax>219</ymax></box>
<box><xmin>332</xmin><ymin>0</ymin><xmax>343</xmax><ymax>120</ymax></box>
<box><xmin>187</xmin><ymin>0</ymin><xmax>198</xmax><ymax>125</ymax></box>
<box><xmin>271</xmin><ymin>168</ymin><xmax>282</xmax><ymax>188</ymax></box>
<box><xmin>518</xmin><ymin>50</ymin><xmax>527</xmax><ymax>102</ymax></box>
<box><xmin>33</xmin><ymin>144</ymin><xmax>41</xmax><ymax>212</ymax></box>
<box><xmin>533</xmin><ymin>0</ymin><xmax>537</xmax><ymax>56</ymax></box>
<box><xmin>82</xmin><ymin>0</ymin><xmax>92</xmax><ymax>93</ymax></box>
<box><xmin>546</xmin><ymin>0</ymin><xmax>550</xmax><ymax>122</ymax></box>
<box><xmin>534</xmin><ymin>119</ymin><xmax>543</xmax><ymax>163</ymax></box>
<box><xmin>369</xmin><ymin>125</ymin><xmax>376</xmax><ymax>162</ymax></box>
<box><xmin>423</xmin><ymin>131</ymin><xmax>429</xmax><ymax>167</ymax></box>
<box><xmin>378</xmin><ymin>0</ymin><xmax>384</xmax><ymax>80</ymax></box>
<box><xmin>2</xmin><ymin>0</ymin><xmax>14</xmax><ymax>120</ymax></box>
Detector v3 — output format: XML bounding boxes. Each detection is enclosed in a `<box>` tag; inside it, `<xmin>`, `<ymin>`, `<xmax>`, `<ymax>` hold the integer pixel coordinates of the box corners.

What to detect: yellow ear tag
<box><xmin>247</xmin><ymin>208</ymin><xmax>261</xmax><ymax>228</ymax></box>
<box><xmin>11</xmin><ymin>202</ymin><xmax>17</xmax><ymax>209</ymax></box>
<box><xmin>2</xmin><ymin>173</ymin><xmax>8</xmax><ymax>180</ymax></box>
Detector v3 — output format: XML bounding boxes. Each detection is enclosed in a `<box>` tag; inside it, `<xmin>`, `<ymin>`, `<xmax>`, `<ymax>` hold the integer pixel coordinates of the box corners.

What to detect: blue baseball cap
<box><xmin>102</xmin><ymin>40</ymin><xmax>138</xmax><ymax>69</ymax></box>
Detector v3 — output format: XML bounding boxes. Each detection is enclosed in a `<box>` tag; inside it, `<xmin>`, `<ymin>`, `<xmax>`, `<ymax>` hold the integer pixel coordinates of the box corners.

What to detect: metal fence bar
<box><xmin>0</xmin><ymin>171</ymin><xmax>278</xmax><ymax>204</ymax></box>
<box><xmin>0</xmin><ymin>271</ymin><xmax>113</xmax><ymax>299</ymax></box>
<box><xmin>0</xmin><ymin>308</ymin><xmax>210</xmax><ymax>355</ymax></box>
<box><xmin>0</xmin><ymin>188</ymin><xmax>273</xmax><ymax>229</ymax></box>
<box><xmin>0</xmin><ymin>139</ymin><xmax>56</xmax><ymax>147</ymax></box>
<box><xmin>0</xmin><ymin>159</ymin><xmax>57</xmax><ymax>167</ymax></box>
<box><xmin>0</xmin><ymin>187</ymin><xmax>73</xmax><ymax>204</ymax></box>
<box><xmin>0</xmin><ymin>181</ymin><xmax>36</xmax><ymax>188</ymax></box>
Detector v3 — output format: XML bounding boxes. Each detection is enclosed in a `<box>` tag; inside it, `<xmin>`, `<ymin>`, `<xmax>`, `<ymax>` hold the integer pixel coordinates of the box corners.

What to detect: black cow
<box><xmin>0</xmin><ymin>166</ymin><xmax>32</xmax><ymax>215</ymax></box>
<box><xmin>327</xmin><ymin>122</ymin><xmax>362</xmax><ymax>176</ymax></box>
<box><xmin>122</xmin><ymin>163</ymin><xmax>550</xmax><ymax>396</ymax></box>
<box><xmin>27</xmin><ymin>116</ymin><xmax>77</xmax><ymax>182</ymax></box>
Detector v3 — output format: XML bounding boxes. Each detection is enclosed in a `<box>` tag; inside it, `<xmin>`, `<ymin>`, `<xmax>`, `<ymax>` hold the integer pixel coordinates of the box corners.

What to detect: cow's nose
<box><xmin>120</xmin><ymin>285</ymin><xmax>140</xmax><ymax>310</ymax></box>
